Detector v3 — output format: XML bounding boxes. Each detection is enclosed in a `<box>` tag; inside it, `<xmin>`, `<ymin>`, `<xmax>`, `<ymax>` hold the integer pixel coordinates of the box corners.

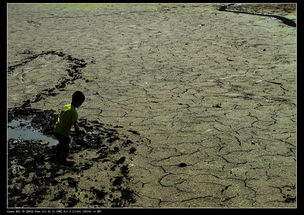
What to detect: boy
<box><xmin>53</xmin><ymin>91</ymin><xmax>85</xmax><ymax>162</ymax></box>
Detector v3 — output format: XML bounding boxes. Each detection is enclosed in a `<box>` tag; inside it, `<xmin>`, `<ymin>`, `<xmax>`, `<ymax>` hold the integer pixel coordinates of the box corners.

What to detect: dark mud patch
<box><xmin>8</xmin><ymin>107</ymin><xmax>58</xmax><ymax>136</ymax></box>
<box><xmin>8</xmin><ymin>107</ymin><xmax>141</xmax><ymax>207</ymax></box>
<box><xmin>218</xmin><ymin>4</ymin><xmax>296</xmax><ymax>27</ymax></box>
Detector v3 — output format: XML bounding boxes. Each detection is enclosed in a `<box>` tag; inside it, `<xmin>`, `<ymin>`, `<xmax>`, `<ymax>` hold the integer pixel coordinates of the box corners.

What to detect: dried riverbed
<box><xmin>7</xmin><ymin>3</ymin><xmax>296</xmax><ymax>208</ymax></box>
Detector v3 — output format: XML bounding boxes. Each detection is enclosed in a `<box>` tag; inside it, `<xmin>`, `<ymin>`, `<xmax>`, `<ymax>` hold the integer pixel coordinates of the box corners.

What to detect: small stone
<box><xmin>212</xmin><ymin>103</ymin><xmax>222</xmax><ymax>108</ymax></box>
<box><xmin>178</xmin><ymin>163</ymin><xmax>187</xmax><ymax>167</ymax></box>
<box><xmin>116</xmin><ymin>156</ymin><xmax>126</xmax><ymax>165</ymax></box>
<box><xmin>40</xmin><ymin>140</ymin><xmax>49</xmax><ymax>145</ymax></box>
<box><xmin>129</xmin><ymin>147</ymin><xmax>136</xmax><ymax>154</ymax></box>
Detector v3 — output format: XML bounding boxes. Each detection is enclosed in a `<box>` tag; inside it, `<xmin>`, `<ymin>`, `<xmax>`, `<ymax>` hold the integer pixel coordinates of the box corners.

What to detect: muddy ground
<box><xmin>7</xmin><ymin>3</ymin><xmax>296</xmax><ymax>208</ymax></box>
<box><xmin>8</xmin><ymin>108</ymin><xmax>141</xmax><ymax>207</ymax></box>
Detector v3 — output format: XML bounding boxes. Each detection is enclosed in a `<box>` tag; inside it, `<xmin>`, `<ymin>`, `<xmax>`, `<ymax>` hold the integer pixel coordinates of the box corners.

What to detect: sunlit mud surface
<box><xmin>7</xmin><ymin>3</ymin><xmax>296</xmax><ymax>208</ymax></box>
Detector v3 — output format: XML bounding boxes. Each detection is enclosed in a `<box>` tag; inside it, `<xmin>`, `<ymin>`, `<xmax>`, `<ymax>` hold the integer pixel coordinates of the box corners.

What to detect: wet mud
<box><xmin>7</xmin><ymin>3</ymin><xmax>296</xmax><ymax>208</ymax></box>
<box><xmin>218</xmin><ymin>4</ymin><xmax>296</xmax><ymax>27</ymax></box>
<box><xmin>7</xmin><ymin>45</ymin><xmax>142</xmax><ymax>207</ymax></box>
<box><xmin>8</xmin><ymin>107</ymin><xmax>143</xmax><ymax>207</ymax></box>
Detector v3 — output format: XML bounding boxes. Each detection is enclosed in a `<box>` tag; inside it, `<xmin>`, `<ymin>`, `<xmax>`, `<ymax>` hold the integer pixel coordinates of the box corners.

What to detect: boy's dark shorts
<box><xmin>54</xmin><ymin>133</ymin><xmax>70</xmax><ymax>161</ymax></box>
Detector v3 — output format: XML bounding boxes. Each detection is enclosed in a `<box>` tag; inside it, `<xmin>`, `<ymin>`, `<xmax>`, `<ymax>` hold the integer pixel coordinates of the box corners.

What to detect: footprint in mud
<box><xmin>116</xmin><ymin>156</ymin><xmax>126</xmax><ymax>165</ymax></box>
<box><xmin>51</xmin><ymin>189</ymin><xmax>67</xmax><ymax>201</ymax></box>
<box><xmin>129</xmin><ymin>147</ymin><xmax>136</xmax><ymax>154</ymax></box>
<box><xmin>110</xmin><ymin>188</ymin><xmax>137</xmax><ymax>207</ymax></box>
<box><xmin>109</xmin><ymin>156</ymin><xmax>126</xmax><ymax>171</ymax></box>
<box><xmin>112</xmin><ymin>176</ymin><xmax>123</xmax><ymax>187</ymax></box>
<box><xmin>91</xmin><ymin>187</ymin><xmax>107</xmax><ymax>200</ymax></box>
<box><xmin>62</xmin><ymin>177</ymin><xmax>78</xmax><ymax>188</ymax></box>
<box><xmin>80</xmin><ymin>162</ymin><xmax>93</xmax><ymax>171</ymax></box>
<box><xmin>120</xmin><ymin>165</ymin><xmax>129</xmax><ymax>176</ymax></box>
<box><xmin>66</xmin><ymin>195</ymin><xmax>79</xmax><ymax>207</ymax></box>
<box><xmin>120</xmin><ymin>188</ymin><xmax>136</xmax><ymax>204</ymax></box>
<box><xmin>123</xmin><ymin>139</ymin><xmax>134</xmax><ymax>147</ymax></box>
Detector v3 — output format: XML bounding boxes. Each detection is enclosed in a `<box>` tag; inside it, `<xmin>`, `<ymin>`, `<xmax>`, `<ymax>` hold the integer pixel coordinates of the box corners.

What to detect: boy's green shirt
<box><xmin>54</xmin><ymin>104</ymin><xmax>78</xmax><ymax>137</ymax></box>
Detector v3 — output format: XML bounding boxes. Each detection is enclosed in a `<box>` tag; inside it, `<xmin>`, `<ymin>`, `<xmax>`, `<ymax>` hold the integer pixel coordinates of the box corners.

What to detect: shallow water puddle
<box><xmin>8</xmin><ymin>118</ymin><xmax>58</xmax><ymax>146</ymax></box>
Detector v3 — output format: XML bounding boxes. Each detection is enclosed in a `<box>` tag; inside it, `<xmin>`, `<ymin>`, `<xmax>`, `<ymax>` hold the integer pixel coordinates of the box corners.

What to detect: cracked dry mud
<box><xmin>8</xmin><ymin>4</ymin><xmax>296</xmax><ymax>208</ymax></box>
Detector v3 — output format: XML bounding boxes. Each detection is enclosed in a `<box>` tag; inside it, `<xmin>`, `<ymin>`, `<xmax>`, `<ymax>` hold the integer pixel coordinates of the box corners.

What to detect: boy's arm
<box><xmin>74</xmin><ymin>121</ymin><xmax>80</xmax><ymax>135</ymax></box>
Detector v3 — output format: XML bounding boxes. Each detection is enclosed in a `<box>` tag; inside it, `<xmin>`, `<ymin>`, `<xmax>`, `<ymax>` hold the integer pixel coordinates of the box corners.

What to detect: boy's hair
<box><xmin>72</xmin><ymin>91</ymin><xmax>85</xmax><ymax>103</ymax></box>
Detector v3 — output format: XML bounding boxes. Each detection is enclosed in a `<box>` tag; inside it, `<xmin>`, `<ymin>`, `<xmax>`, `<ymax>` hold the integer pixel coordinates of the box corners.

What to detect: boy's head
<box><xmin>72</xmin><ymin>91</ymin><xmax>85</xmax><ymax>107</ymax></box>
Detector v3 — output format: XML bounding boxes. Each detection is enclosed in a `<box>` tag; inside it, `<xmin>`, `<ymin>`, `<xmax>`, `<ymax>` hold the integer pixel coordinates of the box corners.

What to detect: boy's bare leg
<box><xmin>54</xmin><ymin>134</ymin><xmax>70</xmax><ymax>162</ymax></box>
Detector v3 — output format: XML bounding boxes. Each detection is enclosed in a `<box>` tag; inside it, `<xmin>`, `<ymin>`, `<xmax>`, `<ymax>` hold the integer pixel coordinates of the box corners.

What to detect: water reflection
<box><xmin>8</xmin><ymin>118</ymin><xmax>58</xmax><ymax>146</ymax></box>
